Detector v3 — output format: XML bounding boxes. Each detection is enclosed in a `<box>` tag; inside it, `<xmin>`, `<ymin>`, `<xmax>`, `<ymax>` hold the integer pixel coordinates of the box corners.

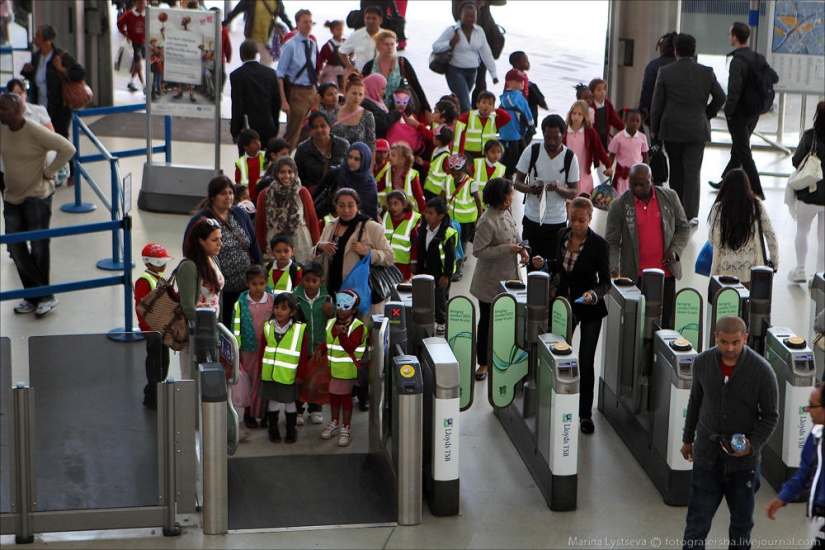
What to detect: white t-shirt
<box><xmin>516</xmin><ymin>145</ymin><xmax>580</xmax><ymax>225</ymax></box>
<box><xmin>338</xmin><ymin>27</ymin><xmax>377</xmax><ymax>72</ymax></box>
<box><xmin>25</xmin><ymin>103</ymin><xmax>51</xmax><ymax>125</ymax></box>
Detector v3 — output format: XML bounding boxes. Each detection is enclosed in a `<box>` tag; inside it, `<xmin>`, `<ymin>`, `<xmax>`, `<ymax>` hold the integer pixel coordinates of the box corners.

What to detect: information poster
<box><xmin>147</xmin><ymin>7</ymin><xmax>219</xmax><ymax>119</ymax></box>
<box><xmin>489</xmin><ymin>295</ymin><xmax>528</xmax><ymax>409</ymax></box>
<box><xmin>673</xmin><ymin>289</ymin><xmax>703</xmax><ymax>352</ymax></box>
<box><xmin>767</xmin><ymin>1</ymin><xmax>825</xmax><ymax>93</ymax></box>
<box><xmin>447</xmin><ymin>297</ymin><xmax>476</xmax><ymax>411</ymax></box>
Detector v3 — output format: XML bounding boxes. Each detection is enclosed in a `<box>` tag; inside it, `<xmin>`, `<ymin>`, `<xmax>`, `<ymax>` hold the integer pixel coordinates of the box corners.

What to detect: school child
<box><xmin>149</xmin><ymin>38</ymin><xmax>163</xmax><ymax>100</ymax></box>
<box><xmin>386</xmin><ymin>84</ymin><xmax>426</xmax><ymax>158</ymax></box>
<box><xmin>414</xmin><ymin>99</ymin><xmax>458</xmax><ymax>151</ymax></box>
<box><xmin>235</xmin><ymin>128</ymin><xmax>266</xmax><ymax>203</ymax></box>
<box><xmin>318</xmin><ymin>201</ymin><xmax>337</xmax><ymax>234</ymax></box>
<box><xmin>607</xmin><ymin>108</ymin><xmax>649</xmax><ymax>195</ymax></box>
<box><xmin>574</xmin><ymin>83</ymin><xmax>596</xmax><ymax>126</ymax></box>
<box><xmin>498</xmin><ymin>76</ymin><xmax>534</xmax><ymax>178</ymax></box>
<box><xmin>232</xmin><ymin>264</ymin><xmax>274</xmax><ymax>429</ymax></box>
<box><xmin>233</xmin><ymin>184</ymin><xmax>257</xmax><ymax>223</ymax></box>
<box><xmin>373</xmin><ymin>138</ymin><xmax>391</xmax><ymax>181</ymax></box>
<box><xmin>321</xmin><ymin>290</ymin><xmax>368</xmax><ymax>447</ymax></box>
<box><xmin>454</xmin><ymin>90</ymin><xmax>512</xmax><ymax>163</ymax></box>
<box><xmin>562</xmin><ymin>100</ymin><xmax>612</xmax><ymax>196</ymax></box>
<box><xmin>383</xmin><ymin>190</ymin><xmax>421</xmax><ymax>281</ymax></box>
<box><xmin>318</xmin><ymin>20</ymin><xmax>347</xmax><ymax>87</ymax></box>
<box><xmin>260</xmin><ymin>292</ymin><xmax>308</xmax><ymax>444</ymax></box>
<box><xmin>471</xmin><ymin>139</ymin><xmax>507</xmax><ymax>195</ymax></box>
<box><xmin>413</xmin><ymin>198</ymin><xmax>458</xmax><ymax>334</ymax></box>
<box><xmin>588</xmin><ymin>78</ymin><xmax>625</xmax><ymax>153</ymax></box>
<box><xmin>422</xmin><ymin>126</ymin><xmax>454</xmax><ymax>201</ymax></box>
<box><xmin>135</xmin><ymin>243</ymin><xmax>174</xmax><ymax>410</ymax></box>
<box><xmin>267</xmin><ymin>234</ymin><xmax>303</xmax><ymax>294</ymax></box>
<box><xmin>377</xmin><ymin>142</ymin><xmax>426</xmax><ymax>213</ymax></box>
<box><xmin>294</xmin><ymin>262</ymin><xmax>334</xmax><ymax>425</ymax></box>
<box><xmin>441</xmin><ymin>154</ymin><xmax>481</xmax><ymax>282</ymax></box>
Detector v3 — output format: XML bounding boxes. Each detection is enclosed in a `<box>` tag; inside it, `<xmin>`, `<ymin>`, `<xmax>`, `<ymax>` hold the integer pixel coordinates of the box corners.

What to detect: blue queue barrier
<box><xmin>63</xmin><ymin>104</ymin><xmax>171</xmax><ymax>271</ymax></box>
<box><xmin>0</xmin><ymin>217</ymin><xmax>141</xmax><ymax>342</ymax></box>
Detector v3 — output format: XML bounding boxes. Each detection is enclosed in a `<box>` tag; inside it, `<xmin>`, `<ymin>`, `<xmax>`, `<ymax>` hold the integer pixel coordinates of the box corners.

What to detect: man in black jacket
<box><xmin>681</xmin><ymin>315</ymin><xmax>779</xmax><ymax>550</ymax></box>
<box><xmin>709</xmin><ymin>22</ymin><xmax>776</xmax><ymax>200</ymax></box>
<box><xmin>230</xmin><ymin>40</ymin><xmax>280</xmax><ymax>156</ymax></box>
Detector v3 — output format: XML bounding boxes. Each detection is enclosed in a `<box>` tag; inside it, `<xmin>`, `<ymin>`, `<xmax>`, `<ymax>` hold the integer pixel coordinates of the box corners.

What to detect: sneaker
<box><xmin>435</xmin><ymin>323</ymin><xmax>446</xmax><ymax>334</ymax></box>
<box><xmin>788</xmin><ymin>267</ymin><xmax>807</xmax><ymax>283</ymax></box>
<box><xmin>320</xmin><ymin>420</ymin><xmax>340</xmax><ymax>440</ymax></box>
<box><xmin>35</xmin><ymin>297</ymin><xmax>59</xmax><ymax>318</ymax></box>
<box><xmin>338</xmin><ymin>426</ymin><xmax>352</xmax><ymax>447</ymax></box>
<box><xmin>127</xmin><ymin>82</ymin><xmax>138</xmax><ymax>92</ymax></box>
<box><xmin>14</xmin><ymin>300</ymin><xmax>36</xmax><ymax>314</ymax></box>
<box><xmin>296</xmin><ymin>413</ymin><xmax>305</xmax><ymax>426</ymax></box>
<box><xmin>310</xmin><ymin>411</ymin><xmax>324</xmax><ymax>424</ymax></box>
<box><xmin>688</xmin><ymin>218</ymin><xmax>699</xmax><ymax>227</ymax></box>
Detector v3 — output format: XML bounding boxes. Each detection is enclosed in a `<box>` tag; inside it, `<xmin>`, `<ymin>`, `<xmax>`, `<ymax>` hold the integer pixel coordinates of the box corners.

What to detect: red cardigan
<box><xmin>590</xmin><ymin>98</ymin><xmax>625</xmax><ymax>139</ymax></box>
<box><xmin>562</xmin><ymin>127</ymin><xmax>611</xmax><ymax>175</ymax></box>
<box><xmin>254</xmin><ymin>186</ymin><xmax>320</xmax><ymax>253</ymax></box>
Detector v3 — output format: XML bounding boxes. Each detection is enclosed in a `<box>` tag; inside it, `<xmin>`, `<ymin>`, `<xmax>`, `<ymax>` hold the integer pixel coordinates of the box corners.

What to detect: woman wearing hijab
<box><xmin>314</xmin><ymin>142</ymin><xmax>380</xmax><ymax>222</ymax></box>
<box><xmin>255</xmin><ymin>157</ymin><xmax>321</xmax><ymax>265</ymax></box>
<box><xmin>361</xmin><ymin>73</ymin><xmax>394</xmax><ymax>139</ymax></box>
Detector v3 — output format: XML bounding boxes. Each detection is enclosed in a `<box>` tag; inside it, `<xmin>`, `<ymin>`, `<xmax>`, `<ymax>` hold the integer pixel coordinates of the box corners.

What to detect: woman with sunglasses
<box><xmin>178</xmin><ymin>217</ymin><xmax>225</xmax><ymax>378</ymax></box>
<box><xmin>184</xmin><ymin>175</ymin><xmax>263</xmax><ymax>327</ymax></box>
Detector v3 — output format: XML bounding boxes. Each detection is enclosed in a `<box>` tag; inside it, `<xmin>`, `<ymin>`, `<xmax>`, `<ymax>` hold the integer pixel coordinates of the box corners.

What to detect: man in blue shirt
<box><xmin>767</xmin><ymin>382</ymin><xmax>825</xmax><ymax>547</ymax></box>
<box><xmin>276</xmin><ymin>8</ymin><xmax>318</xmax><ymax>151</ymax></box>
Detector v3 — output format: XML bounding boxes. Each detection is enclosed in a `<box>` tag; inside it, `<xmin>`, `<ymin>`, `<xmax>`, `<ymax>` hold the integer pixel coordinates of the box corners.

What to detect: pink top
<box><xmin>566</xmin><ymin>127</ymin><xmax>594</xmax><ymax>195</ymax></box>
<box><xmin>608</xmin><ymin>130</ymin><xmax>648</xmax><ymax>172</ymax></box>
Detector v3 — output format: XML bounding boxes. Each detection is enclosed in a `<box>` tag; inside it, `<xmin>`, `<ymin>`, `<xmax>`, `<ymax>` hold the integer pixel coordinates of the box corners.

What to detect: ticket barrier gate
<box><xmin>599</xmin><ymin>272</ymin><xmax>703</xmax><ymax>505</ymax></box>
<box><xmin>811</xmin><ymin>273</ymin><xmax>825</xmax><ymax>377</ymax></box>
<box><xmin>763</xmin><ymin>327</ymin><xmax>817</xmax><ymax>494</ymax></box>
<box><xmin>747</xmin><ymin>267</ymin><xmax>774</xmax><ymax>356</ymax></box>
<box><xmin>707</xmin><ymin>275</ymin><xmax>750</xmax><ymax>347</ymax></box>
<box><xmin>491</xmin><ymin>273</ymin><xmax>581</xmax><ymax>510</ymax></box>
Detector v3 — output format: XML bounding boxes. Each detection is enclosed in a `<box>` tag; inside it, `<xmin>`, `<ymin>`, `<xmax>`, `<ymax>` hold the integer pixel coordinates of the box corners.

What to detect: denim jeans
<box><xmin>683</xmin><ymin>456</ymin><xmax>760</xmax><ymax>550</ymax></box>
<box><xmin>3</xmin><ymin>195</ymin><xmax>54</xmax><ymax>303</ymax></box>
<box><xmin>445</xmin><ymin>65</ymin><xmax>477</xmax><ymax>113</ymax></box>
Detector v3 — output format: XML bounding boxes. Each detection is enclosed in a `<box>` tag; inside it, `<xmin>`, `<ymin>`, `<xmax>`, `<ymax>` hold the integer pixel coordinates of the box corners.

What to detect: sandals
<box><xmin>474</xmin><ymin>365</ymin><xmax>488</xmax><ymax>381</ymax></box>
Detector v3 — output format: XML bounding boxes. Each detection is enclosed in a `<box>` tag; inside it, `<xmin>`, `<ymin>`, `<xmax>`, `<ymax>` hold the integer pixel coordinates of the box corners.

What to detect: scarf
<box><xmin>337</xmin><ymin>142</ymin><xmax>374</xmax><ymax>190</ymax></box>
<box><xmin>265</xmin><ymin>174</ymin><xmax>303</xmax><ymax>237</ymax></box>
<box><xmin>363</xmin><ymin>73</ymin><xmax>389</xmax><ymax>113</ymax></box>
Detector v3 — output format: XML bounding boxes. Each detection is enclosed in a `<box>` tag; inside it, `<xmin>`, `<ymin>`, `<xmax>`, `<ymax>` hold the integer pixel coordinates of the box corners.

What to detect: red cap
<box><xmin>375</xmin><ymin>139</ymin><xmax>390</xmax><ymax>152</ymax></box>
<box><xmin>141</xmin><ymin>243</ymin><xmax>173</xmax><ymax>267</ymax></box>
<box><xmin>505</xmin><ymin>69</ymin><xmax>525</xmax><ymax>83</ymax></box>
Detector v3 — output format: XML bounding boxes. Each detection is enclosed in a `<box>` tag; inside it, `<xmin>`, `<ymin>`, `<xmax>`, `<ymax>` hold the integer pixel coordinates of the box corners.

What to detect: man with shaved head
<box><xmin>681</xmin><ymin>315</ymin><xmax>778</xmax><ymax>549</ymax></box>
<box><xmin>605</xmin><ymin>163</ymin><xmax>690</xmax><ymax>328</ymax></box>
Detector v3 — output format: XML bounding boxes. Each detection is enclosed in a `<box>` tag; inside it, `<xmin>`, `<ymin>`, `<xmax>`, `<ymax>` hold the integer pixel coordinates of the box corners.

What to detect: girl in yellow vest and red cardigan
<box><xmin>260</xmin><ymin>292</ymin><xmax>308</xmax><ymax>445</ymax></box>
<box><xmin>320</xmin><ymin>290</ymin><xmax>367</xmax><ymax>447</ymax></box>
<box><xmin>383</xmin><ymin>190</ymin><xmax>420</xmax><ymax>281</ymax></box>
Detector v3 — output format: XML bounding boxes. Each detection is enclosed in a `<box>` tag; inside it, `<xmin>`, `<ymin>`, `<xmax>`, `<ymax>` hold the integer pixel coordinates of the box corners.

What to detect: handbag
<box><xmin>231</xmin><ymin>368</ymin><xmax>252</xmax><ymax>408</ymax></box>
<box><xmin>756</xmin><ymin>209</ymin><xmax>775</xmax><ymax>271</ymax></box>
<box><xmin>299</xmin><ymin>346</ymin><xmax>331</xmax><ymax>405</ymax></box>
<box><xmin>356</xmin><ymin>220</ymin><xmax>403</xmax><ymax>303</ymax></box>
<box><xmin>429</xmin><ymin>28</ymin><xmax>457</xmax><ymax>75</ymax></box>
<box><xmin>61</xmin><ymin>77</ymin><xmax>94</xmax><ymax>110</ymax></box>
<box><xmin>649</xmin><ymin>142</ymin><xmax>669</xmax><ymax>185</ymax></box>
<box><xmin>346</xmin><ymin>9</ymin><xmax>363</xmax><ymax>30</ymax></box>
<box><xmin>694</xmin><ymin>241</ymin><xmax>713</xmax><ymax>277</ymax></box>
<box><xmin>591</xmin><ymin>177</ymin><xmax>616</xmax><ymax>211</ymax></box>
<box><xmin>135</xmin><ymin>269</ymin><xmax>189</xmax><ymax>351</ymax></box>
<box><xmin>788</xmin><ymin>134</ymin><xmax>822</xmax><ymax>191</ymax></box>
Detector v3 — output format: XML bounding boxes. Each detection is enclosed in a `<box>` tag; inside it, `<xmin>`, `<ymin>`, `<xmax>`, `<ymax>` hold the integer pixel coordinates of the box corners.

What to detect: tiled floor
<box><xmin>1</xmin><ymin>1</ymin><xmax>822</xmax><ymax>548</ymax></box>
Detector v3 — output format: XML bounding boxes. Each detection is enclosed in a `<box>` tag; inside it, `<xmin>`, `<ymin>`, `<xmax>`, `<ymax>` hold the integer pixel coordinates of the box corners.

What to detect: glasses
<box><xmin>205</xmin><ymin>218</ymin><xmax>221</xmax><ymax>228</ymax></box>
<box><xmin>807</xmin><ymin>403</ymin><xmax>825</xmax><ymax>409</ymax></box>
<box><xmin>0</xmin><ymin>92</ymin><xmax>21</xmax><ymax>105</ymax></box>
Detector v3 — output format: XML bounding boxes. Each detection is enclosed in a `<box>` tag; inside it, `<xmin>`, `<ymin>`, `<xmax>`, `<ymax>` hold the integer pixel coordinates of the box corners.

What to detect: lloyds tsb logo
<box><xmin>562</xmin><ymin>413</ymin><xmax>572</xmax><ymax>422</ymax></box>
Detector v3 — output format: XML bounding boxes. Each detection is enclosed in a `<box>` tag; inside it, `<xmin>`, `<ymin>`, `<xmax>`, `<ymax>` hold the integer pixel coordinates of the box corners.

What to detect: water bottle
<box><xmin>730</xmin><ymin>433</ymin><xmax>747</xmax><ymax>453</ymax></box>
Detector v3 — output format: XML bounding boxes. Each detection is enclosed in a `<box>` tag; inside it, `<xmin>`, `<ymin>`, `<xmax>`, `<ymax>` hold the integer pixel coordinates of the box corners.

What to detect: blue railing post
<box><xmin>109</xmin><ymin>215</ymin><xmax>142</xmax><ymax>342</ymax></box>
<box><xmin>97</xmin><ymin>157</ymin><xmax>128</xmax><ymax>270</ymax></box>
<box><xmin>61</xmin><ymin>113</ymin><xmax>96</xmax><ymax>213</ymax></box>
<box><xmin>165</xmin><ymin>115</ymin><xmax>172</xmax><ymax>163</ymax></box>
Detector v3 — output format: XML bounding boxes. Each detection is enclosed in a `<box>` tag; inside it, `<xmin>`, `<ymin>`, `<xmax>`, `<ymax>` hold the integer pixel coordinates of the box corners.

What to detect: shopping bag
<box><xmin>299</xmin><ymin>347</ymin><xmax>331</xmax><ymax>405</ymax></box>
<box><xmin>341</xmin><ymin>251</ymin><xmax>372</xmax><ymax>314</ymax></box>
<box><xmin>591</xmin><ymin>178</ymin><xmax>616</xmax><ymax>211</ymax></box>
<box><xmin>694</xmin><ymin>241</ymin><xmax>713</xmax><ymax>277</ymax></box>
<box><xmin>231</xmin><ymin>368</ymin><xmax>252</xmax><ymax>408</ymax></box>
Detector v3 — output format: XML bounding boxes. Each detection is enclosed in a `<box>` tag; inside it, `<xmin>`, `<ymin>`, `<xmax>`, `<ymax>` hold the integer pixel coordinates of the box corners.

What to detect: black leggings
<box><xmin>476</xmin><ymin>301</ymin><xmax>491</xmax><ymax>366</ymax></box>
<box><xmin>575</xmin><ymin>318</ymin><xmax>602</xmax><ymax>419</ymax></box>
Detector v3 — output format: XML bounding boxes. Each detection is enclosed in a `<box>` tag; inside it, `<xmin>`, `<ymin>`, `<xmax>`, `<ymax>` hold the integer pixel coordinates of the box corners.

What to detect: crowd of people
<box><xmin>3</xmin><ymin>2</ymin><xmax>825</xmax><ymax>547</ymax></box>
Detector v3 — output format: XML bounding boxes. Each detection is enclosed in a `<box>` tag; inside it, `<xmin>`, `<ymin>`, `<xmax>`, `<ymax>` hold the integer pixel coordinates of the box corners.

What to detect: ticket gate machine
<box><xmin>811</xmin><ymin>273</ymin><xmax>825</xmax><ymax>377</ymax></box>
<box><xmin>748</xmin><ymin>267</ymin><xmax>774</xmax><ymax>356</ymax></box>
<box><xmin>763</xmin><ymin>327</ymin><xmax>817</xmax><ymax>493</ymax></box>
<box><xmin>600</xmin><ymin>275</ymin><xmax>704</xmax><ymax>505</ymax></box>
<box><xmin>707</xmin><ymin>275</ymin><xmax>750</xmax><ymax>346</ymax></box>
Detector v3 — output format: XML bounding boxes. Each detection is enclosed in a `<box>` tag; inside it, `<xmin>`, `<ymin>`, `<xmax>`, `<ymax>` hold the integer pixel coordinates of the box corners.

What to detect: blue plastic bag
<box><xmin>341</xmin><ymin>251</ymin><xmax>372</xmax><ymax>315</ymax></box>
<box><xmin>451</xmin><ymin>219</ymin><xmax>465</xmax><ymax>262</ymax></box>
<box><xmin>695</xmin><ymin>241</ymin><xmax>713</xmax><ymax>277</ymax></box>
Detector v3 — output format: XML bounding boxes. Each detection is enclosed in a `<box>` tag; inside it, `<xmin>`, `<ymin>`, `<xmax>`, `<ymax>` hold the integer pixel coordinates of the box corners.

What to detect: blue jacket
<box><xmin>777</xmin><ymin>429</ymin><xmax>825</xmax><ymax>509</ymax></box>
<box><xmin>498</xmin><ymin>90</ymin><xmax>534</xmax><ymax>142</ymax></box>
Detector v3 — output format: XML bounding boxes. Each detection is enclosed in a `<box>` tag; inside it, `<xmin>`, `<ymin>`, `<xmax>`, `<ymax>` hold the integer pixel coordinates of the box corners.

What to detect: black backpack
<box><xmin>740</xmin><ymin>52</ymin><xmax>778</xmax><ymax>116</ymax></box>
<box><xmin>527</xmin><ymin>143</ymin><xmax>574</xmax><ymax>184</ymax></box>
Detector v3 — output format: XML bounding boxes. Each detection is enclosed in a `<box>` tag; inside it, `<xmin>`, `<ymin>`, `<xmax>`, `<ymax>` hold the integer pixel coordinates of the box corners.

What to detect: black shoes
<box><xmin>244</xmin><ymin>414</ymin><xmax>259</xmax><ymax>429</ymax></box>
<box><xmin>580</xmin><ymin>418</ymin><xmax>595</xmax><ymax>435</ymax></box>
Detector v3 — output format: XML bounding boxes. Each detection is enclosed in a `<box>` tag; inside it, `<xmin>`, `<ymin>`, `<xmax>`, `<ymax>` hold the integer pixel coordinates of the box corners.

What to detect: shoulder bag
<box><xmin>788</xmin><ymin>134</ymin><xmax>822</xmax><ymax>191</ymax></box>
<box><xmin>215</xmin><ymin>212</ymin><xmax>256</xmax><ymax>263</ymax></box>
<box><xmin>59</xmin><ymin>51</ymin><xmax>93</xmax><ymax>110</ymax></box>
<box><xmin>756</xmin><ymin>207</ymin><xmax>775</xmax><ymax>271</ymax></box>
<box><xmin>136</xmin><ymin>269</ymin><xmax>189</xmax><ymax>351</ymax></box>
<box><xmin>429</xmin><ymin>28</ymin><xmax>457</xmax><ymax>75</ymax></box>
<box><xmin>357</xmin><ymin>220</ymin><xmax>403</xmax><ymax>303</ymax></box>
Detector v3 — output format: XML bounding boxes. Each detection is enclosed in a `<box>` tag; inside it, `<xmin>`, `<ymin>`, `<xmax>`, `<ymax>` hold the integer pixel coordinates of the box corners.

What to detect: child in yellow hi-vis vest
<box><xmin>266</xmin><ymin>234</ymin><xmax>303</xmax><ymax>294</ymax></box>
<box><xmin>259</xmin><ymin>292</ymin><xmax>308</xmax><ymax>445</ymax></box>
<box><xmin>441</xmin><ymin>154</ymin><xmax>482</xmax><ymax>282</ymax></box>
<box><xmin>383</xmin><ymin>190</ymin><xmax>420</xmax><ymax>281</ymax></box>
<box><xmin>320</xmin><ymin>290</ymin><xmax>367</xmax><ymax>447</ymax></box>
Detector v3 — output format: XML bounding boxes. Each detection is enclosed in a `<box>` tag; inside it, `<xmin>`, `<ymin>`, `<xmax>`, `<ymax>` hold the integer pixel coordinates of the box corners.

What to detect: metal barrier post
<box><xmin>108</xmin><ymin>216</ymin><xmax>142</xmax><ymax>341</ymax></box>
<box><xmin>200</xmin><ymin>364</ymin><xmax>228</xmax><ymax>535</ymax></box>
<box><xmin>10</xmin><ymin>384</ymin><xmax>35</xmax><ymax>544</ymax></box>
<box><xmin>97</xmin><ymin>158</ymin><xmax>127</xmax><ymax>271</ymax></box>
<box><xmin>165</xmin><ymin>116</ymin><xmax>172</xmax><ymax>163</ymax></box>
<box><xmin>391</xmin><ymin>354</ymin><xmax>423</xmax><ymax>526</ymax></box>
<box><xmin>62</xmin><ymin>114</ymin><xmax>95</xmax><ymax>213</ymax></box>
<box><xmin>159</xmin><ymin>379</ymin><xmax>182</xmax><ymax>537</ymax></box>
